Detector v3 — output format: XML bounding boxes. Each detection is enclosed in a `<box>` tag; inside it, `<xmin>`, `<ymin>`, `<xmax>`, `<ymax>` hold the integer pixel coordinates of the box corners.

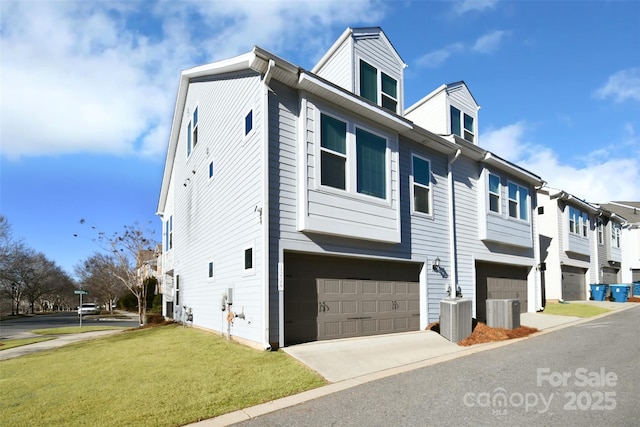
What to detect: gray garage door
<box><xmin>317</xmin><ymin>279</ymin><xmax>419</xmax><ymax>340</ymax></box>
<box><xmin>562</xmin><ymin>265</ymin><xmax>587</xmax><ymax>301</ymax></box>
<box><xmin>284</xmin><ymin>253</ymin><xmax>421</xmax><ymax>345</ymax></box>
<box><xmin>631</xmin><ymin>269</ymin><xmax>640</xmax><ymax>282</ymax></box>
<box><xmin>601</xmin><ymin>267</ymin><xmax>619</xmax><ymax>285</ymax></box>
<box><xmin>476</xmin><ymin>262</ymin><xmax>529</xmax><ymax>322</ymax></box>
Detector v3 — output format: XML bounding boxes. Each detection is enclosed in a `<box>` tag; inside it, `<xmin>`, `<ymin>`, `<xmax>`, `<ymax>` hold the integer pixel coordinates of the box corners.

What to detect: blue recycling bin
<box><xmin>633</xmin><ymin>282</ymin><xmax>640</xmax><ymax>297</ymax></box>
<box><xmin>589</xmin><ymin>284</ymin><xmax>607</xmax><ymax>301</ymax></box>
<box><xmin>610</xmin><ymin>284</ymin><xmax>630</xmax><ymax>303</ymax></box>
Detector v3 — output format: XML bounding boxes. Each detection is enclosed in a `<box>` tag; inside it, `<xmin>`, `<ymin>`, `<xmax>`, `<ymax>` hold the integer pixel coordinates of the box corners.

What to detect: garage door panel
<box><xmin>561</xmin><ymin>266</ymin><xmax>586</xmax><ymax>300</ymax></box>
<box><xmin>317</xmin><ymin>279</ymin><xmax>419</xmax><ymax>340</ymax></box>
<box><xmin>476</xmin><ymin>262</ymin><xmax>529</xmax><ymax>322</ymax></box>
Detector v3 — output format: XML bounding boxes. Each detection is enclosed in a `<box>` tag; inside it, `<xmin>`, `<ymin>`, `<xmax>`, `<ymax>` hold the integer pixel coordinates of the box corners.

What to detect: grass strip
<box><xmin>0</xmin><ymin>324</ymin><xmax>326</xmax><ymax>427</ymax></box>
<box><xmin>542</xmin><ymin>302</ymin><xmax>611</xmax><ymax>317</ymax></box>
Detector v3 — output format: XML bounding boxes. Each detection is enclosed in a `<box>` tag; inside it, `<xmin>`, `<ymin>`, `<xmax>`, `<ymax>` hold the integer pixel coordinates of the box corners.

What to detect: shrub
<box><xmin>145</xmin><ymin>313</ymin><xmax>166</xmax><ymax>324</ymax></box>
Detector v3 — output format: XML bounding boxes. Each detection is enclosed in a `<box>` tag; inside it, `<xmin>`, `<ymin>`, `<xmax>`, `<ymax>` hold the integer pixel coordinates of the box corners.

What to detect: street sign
<box><xmin>74</xmin><ymin>290</ymin><xmax>89</xmax><ymax>295</ymax></box>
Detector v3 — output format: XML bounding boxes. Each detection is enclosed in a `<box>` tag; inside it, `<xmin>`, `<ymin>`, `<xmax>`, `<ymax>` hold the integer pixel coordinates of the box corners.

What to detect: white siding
<box><xmin>405</xmin><ymin>90</ymin><xmax>448</xmax><ymax>135</ymax></box>
<box><xmin>172</xmin><ymin>71</ymin><xmax>265</xmax><ymax>343</ymax></box>
<box><xmin>314</xmin><ymin>37</ymin><xmax>353</xmax><ymax>92</ymax></box>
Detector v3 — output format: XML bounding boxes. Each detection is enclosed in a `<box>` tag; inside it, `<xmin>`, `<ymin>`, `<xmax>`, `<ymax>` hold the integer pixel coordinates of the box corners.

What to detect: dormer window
<box><xmin>450</xmin><ymin>106</ymin><xmax>474</xmax><ymax>143</ymax></box>
<box><xmin>359</xmin><ymin>59</ymin><xmax>398</xmax><ymax>113</ymax></box>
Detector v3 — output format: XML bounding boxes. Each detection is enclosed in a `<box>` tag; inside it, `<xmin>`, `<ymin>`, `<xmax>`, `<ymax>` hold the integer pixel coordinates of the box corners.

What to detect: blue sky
<box><xmin>1</xmin><ymin>0</ymin><xmax>639</xmax><ymax>277</ymax></box>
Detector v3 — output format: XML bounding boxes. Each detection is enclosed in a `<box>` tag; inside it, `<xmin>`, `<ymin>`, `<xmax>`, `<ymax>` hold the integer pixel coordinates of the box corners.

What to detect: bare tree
<box><xmin>75</xmin><ymin>252</ymin><xmax>125</xmax><ymax>314</ymax></box>
<box><xmin>80</xmin><ymin>220</ymin><xmax>157</xmax><ymax>325</ymax></box>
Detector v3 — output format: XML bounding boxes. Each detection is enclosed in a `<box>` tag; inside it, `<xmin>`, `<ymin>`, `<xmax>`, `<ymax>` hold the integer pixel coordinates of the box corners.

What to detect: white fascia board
<box><xmin>482</xmin><ymin>152</ymin><xmax>543</xmax><ymax>186</ymax></box>
<box><xmin>298</xmin><ymin>72</ymin><xmax>412</xmax><ymax>133</ymax></box>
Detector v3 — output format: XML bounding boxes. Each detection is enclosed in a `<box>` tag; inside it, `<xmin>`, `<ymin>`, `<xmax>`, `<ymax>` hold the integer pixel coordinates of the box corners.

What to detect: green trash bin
<box><xmin>610</xmin><ymin>284</ymin><xmax>630</xmax><ymax>303</ymax></box>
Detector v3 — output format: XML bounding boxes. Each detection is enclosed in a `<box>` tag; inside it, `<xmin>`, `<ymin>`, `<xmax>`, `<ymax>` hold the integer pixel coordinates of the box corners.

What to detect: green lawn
<box><xmin>543</xmin><ymin>302</ymin><xmax>611</xmax><ymax>317</ymax></box>
<box><xmin>0</xmin><ymin>336</ymin><xmax>55</xmax><ymax>350</ymax></box>
<box><xmin>0</xmin><ymin>324</ymin><xmax>326</xmax><ymax>427</ymax></box>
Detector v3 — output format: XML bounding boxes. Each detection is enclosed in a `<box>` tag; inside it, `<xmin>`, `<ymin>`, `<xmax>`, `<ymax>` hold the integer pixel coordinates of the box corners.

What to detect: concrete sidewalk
<box><xmin>0</xmin><ymin>329</ymin><xmax>125</xmax><ymax>360</ymax></box>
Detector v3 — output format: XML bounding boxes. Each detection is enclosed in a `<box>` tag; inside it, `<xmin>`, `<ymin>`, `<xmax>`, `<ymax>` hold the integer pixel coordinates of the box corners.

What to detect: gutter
<box><xmin>260</xmin><ymin>59</ymin><xmax>276</xmax><ymax>351</ymax></box>
<box><xmin>447</xmin><ymin>149</ymin><xmax>461</xmax><ymax>295</ymax></box>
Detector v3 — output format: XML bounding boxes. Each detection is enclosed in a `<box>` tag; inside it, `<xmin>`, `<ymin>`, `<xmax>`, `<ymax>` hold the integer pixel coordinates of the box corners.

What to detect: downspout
<box><xmin>447</xmin><ymin>149</ymin><xmax>461</xmax><ymax>296</ymax></box>
<box><xmin>261</xmin><ymin>59</ymin><xmax>275</xmax><ymax>350</ymax></box>
<box><xmin>533</xmin><ymin>181</ymin><xmax>546</xmax><ymax>310</ymax></box>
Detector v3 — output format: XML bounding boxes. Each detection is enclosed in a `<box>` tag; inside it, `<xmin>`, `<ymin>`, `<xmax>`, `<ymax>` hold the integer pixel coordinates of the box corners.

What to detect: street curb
<box><xmin>187</xmin><ymin>303</ymin><xmax>640</xmax><ymax>427</ymax></box>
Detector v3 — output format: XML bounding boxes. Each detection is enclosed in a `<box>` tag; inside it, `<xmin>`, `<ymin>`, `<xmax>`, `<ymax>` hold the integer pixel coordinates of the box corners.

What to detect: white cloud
<box><xmin>471</xmin><ymin>30</ymin><xmax>509</xmax><ymax>54</ymax></box>
<box><xmin>456</xmin><ymin>0</ymin><xmax>500</xmax><ymax>15</ymax></box>
<box><xmin>594</xmin><ymin>68</ymin><xmax>640</xmax><ymax>103</ymax></box>
<box><xmin>416</xmin><ymin>30</ymin><xmax>507</xmax><ymax>68</ymax></box>
<box><xmin>480</xmin><ymin>122</ymin><xmax>640</xmax><ymax>202</ymax></box>
<box><xmin>415</xmin><ymin>43</ymin><xmax>464</xmax><ymax>68</ymax></box>
<box><xmin>0</xmin><ymin>0</ymin><xmax>382</xmax><ymax>160</ymax></box>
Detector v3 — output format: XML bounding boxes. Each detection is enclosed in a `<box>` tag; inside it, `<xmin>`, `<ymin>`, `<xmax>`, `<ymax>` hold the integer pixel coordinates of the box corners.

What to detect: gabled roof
<box><xmin>311</xmin><ymin>27</ymin><xmax>406</xmax><ymax>74</ymax></box>
<box><xmin>599</xmin><ymin>202</ymin><xmax>640</xmax><ymax>224</ymax></box>
<box><xmin>405</xmin><ymin>80</ymin><xmax>480</xmax><ymax>115</ymax></box>
<box><xmin>542</xmin><ymin>187</ymin><xmax>599</xmax><ymax>213</ymax></box>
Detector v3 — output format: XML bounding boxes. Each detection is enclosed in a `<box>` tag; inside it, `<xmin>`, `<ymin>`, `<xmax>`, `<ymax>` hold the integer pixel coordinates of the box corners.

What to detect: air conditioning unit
<box><xmin>439</xmin><ymin>298</ymin><xmax>472</xmax><ymax>342</ymax></box>
<box><xmin>486</xmin><ymin>299</ymin><xmax>520</xmax><ymax>329</ymax></box>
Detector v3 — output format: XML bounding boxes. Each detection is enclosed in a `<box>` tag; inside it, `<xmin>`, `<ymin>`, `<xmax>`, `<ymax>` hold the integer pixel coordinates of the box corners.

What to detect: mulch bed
<box><xmin>427</xmin><ymin>320</ymin><xmax>538</xmax><ymax>346</ymax></box>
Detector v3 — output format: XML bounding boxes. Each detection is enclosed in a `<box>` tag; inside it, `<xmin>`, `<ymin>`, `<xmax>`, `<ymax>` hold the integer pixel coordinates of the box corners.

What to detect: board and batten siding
<box><xmin>173</xmin><ymin>71</ymin><xmax>265</xmax><ymax>343</ymax></box>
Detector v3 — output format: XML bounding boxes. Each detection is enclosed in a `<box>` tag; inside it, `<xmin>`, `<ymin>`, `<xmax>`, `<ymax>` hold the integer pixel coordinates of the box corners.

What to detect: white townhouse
<box><xmin>157</xmin><ymin>27</ymin><xmax>543</xmax><ymax>349</ymax></box>
<box><xmin>407</xmin><ymin>82</ymin><xmax>544</xmax><ymax>321</ymax></box>
<box><xmin>598</xmin><ymin>202</ymin><xmax>639</xmax><ymax>283</ymax></box>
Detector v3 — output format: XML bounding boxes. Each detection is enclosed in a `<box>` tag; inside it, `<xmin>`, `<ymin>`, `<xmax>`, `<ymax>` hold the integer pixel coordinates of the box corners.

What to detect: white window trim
<box><xmin>568</xmin><ymin>206</ymin><xmax>588</xmax><ymax>238</ymax></box>
<box><xmin>611</xmin><ymin>222</ymin><xmax>621</xmax><ymax>248</ymax></box>
<box><xmin>449</xmin><ymin>103</ymin><xmax>475</xmax><ymax>143</ymax></box>
<box><xmin>192</xmin><ymin>105</ymin><xmax>199</xmax><ymax>148</ymax></box>
<box><xmin>596</xmin><ymin>218</ymin><xmax>604</xmax><ymax>245</ymax></box>
<box><xmin>242</xmin><ymin>245</ymin><xmax>255</xmax><ymax>276</ymax></box>
<box><xmin>488</xmin><ymin>172</ymin><xmax>501</xmax><ymax>215</ymax></box>
<box><xmin>355</xmin><ymin>55</ymin><xmax>399</xmax><ymax>114</ymax></box>
<box><xmin>208</xmin><ymin>160</ymin><xmax>214</xmax><ymax>181</ymax></box>
<box><xmin>506</xmin><ymin>181</ymin><xmax>530</xmax><ymax>223</ymax></box>
<box><xmin>315</xmin><ymin>107</ymin><xmax>392</xmax><ymax>206</ymax></box>
<box><xmin>410</xmin><ymin>153</ymin><xmax>433</xmax><ymax>217</ymax></box>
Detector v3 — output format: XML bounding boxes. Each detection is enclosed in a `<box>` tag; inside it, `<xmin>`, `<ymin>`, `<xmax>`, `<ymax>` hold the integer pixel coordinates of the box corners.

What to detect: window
<box><xmin>192</xmin><ymin>107</ymin><xmax>199</xmax><ymax>147</ymax></box>
<box><xmin>411</xmin><ymin>155</ymin><xmax>431</xmax><ymax>215</ymax></box>
<box><xmin>463</xmin><ymin>113</ymin><xmax>474</xmax><ymax>142</ymax></box>
<box><xmin>381</xmin><ymin>72</ymin><xmax>397</xmax><ymax>112</ymax></box>
<box><xmin>569</xmin><ymin>206</ymin><xmax>588</xmax><ymax>237</ymax></box>
<box><xmin>450</xmin><ymin>106</ymin><xmax>474</xmax><ymax>143</ymax></box>
<box><xmin>356</xmin><ymin>128</ymin><xmax>386</xmax><ymax>199</ymax></box>
<box><xmin>209</xmin><ymin>161</ymin><xmax>214</xmax><ymax>179</ymax></box>
<box><xmin>208</xmin><ymin>261</ymin><xmax>213</xmax><ymax>278</ymax></box>
<box><xmin>359</xmin><ymin>59</ymin><xmax>398</xmax><ymax>113</ymax></box>
<box><xmin>245</xmin><ymin>110</ymin><xmax>253</xmax><ymax>135</ymax></box>
<box><xmin>318</xmin><ymin>110</ymin><xmax>389</xmax><ymax>201</ymax></box>
<box><xmin>360</xmin><ymin>60</ymin><xmax>377</xmax><ymax>104</ymax></box>
<box><xmin>507</xmin><ymin>182</ymin><xmax>529</xmax><ymax>221</ymax></box>
<box><xmin>488</xmin><ymin>173</ymin><xmax>500</xmax><ymax>213</ymax></box>
<box><xmin>320</xmin><ymin>113</ymin><xmax>347</xmax><ymax>190</ymax></box>
<box><xmin>187</xmin><ymin>121</ymin><xmax>192</xmax><ymax>156</ymax></box>
<box><xmin>611</xmin><ymin>222</ymin><xmax>621</xmax><ymax>248</ymax></box>
<box><xmin>244</xmin><ymin>247</ymin><xmax>253</xmax><ymax>271</ymax></box>
<box><xmin>597</xmin><ymin>218</ymin><xmax>604</xmax><ymax>245</ymax></box>
<box><xmin>165</xmin><ymin>215</ymin><xmax>173</xmax><ymax>251</ymax></box>
<box><xmin>175</xmin><ymin>275</ymin><xmax>180</xmax><ymax>306</ymax></box>
<box><xmin>451</xmin><ymin>106</ymin><xmax>461</xmax><ymax>138</ymax></box>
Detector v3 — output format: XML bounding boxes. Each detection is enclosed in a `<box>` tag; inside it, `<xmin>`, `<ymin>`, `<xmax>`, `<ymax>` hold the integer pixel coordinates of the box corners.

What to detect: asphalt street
<box><xmin>0</xmin><ymin>312</ymin><xmax>138</xmax><ymax>338</ymax></box>
<box><xmin>237</xmin><ymin>306</ymin><xmax>640</xmax><ymax>426</ymax></box>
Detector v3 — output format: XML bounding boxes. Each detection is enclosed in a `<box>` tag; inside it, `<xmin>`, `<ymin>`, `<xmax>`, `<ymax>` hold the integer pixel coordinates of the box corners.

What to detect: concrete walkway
<box><xmin>0</xmin><ymin>329</ymin><xmax>125</xmax><ymax>360</ymax></box>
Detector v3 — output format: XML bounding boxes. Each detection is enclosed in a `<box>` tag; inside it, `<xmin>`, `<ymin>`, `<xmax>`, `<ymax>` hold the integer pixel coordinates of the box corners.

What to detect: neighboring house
<box><xmin>537</xmin><ymin>188</ymin><xmax>601</xmax><ymax>301</ymax></box>
<box><xmin>157</xmin><ymin>27</ymin><xmax>543</xmax><ymax>349</ymax></box>
<box><xmin>597</xmin><ymin>202</ymin><xmax>640</xmax><ymax>283</ymax></box>
<box><xmin>407</xmin><ymin>82</ymin><xmax>544</xmax><ymax>322</ymax></box>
